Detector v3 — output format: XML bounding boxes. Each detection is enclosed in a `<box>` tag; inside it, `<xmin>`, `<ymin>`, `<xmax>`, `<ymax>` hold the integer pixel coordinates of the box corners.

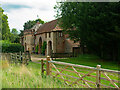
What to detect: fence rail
<box><xmin>41</xmin><ymin>56</ymin><xmax>120</xmax><ymax>88</ymax></box>
<box><xmin>1</xmin><ymin>52</ymin><xmax>31</xmax><ymax>65</ymax></box>
<box><xmin>51</xmin><ymin>53</ymin><xmax>75</xmax><ymax>58</ymax></box>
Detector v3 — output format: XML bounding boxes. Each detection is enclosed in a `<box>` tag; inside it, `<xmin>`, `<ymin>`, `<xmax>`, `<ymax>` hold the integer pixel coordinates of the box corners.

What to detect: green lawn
<box><xmin>38</xmin><ymin>54</ymin><xmax>119</xmax><ymax>88</ymax></box>
<box><xmin>53</xmin><ymin>54</ymin><xmax>119</xmax><ymax>70</ymax></box>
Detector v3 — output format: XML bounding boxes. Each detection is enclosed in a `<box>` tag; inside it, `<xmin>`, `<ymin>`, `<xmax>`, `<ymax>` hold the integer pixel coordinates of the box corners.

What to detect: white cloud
<box><xmin>0</xmin><ymin>0</ymin><xmax>57</xmax><ymax>31</ymax></box>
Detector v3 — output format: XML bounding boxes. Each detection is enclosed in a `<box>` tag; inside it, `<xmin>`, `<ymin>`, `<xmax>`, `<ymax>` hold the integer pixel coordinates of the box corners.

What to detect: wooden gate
<box><xmin>41</xmin><ymin>56</ymin><xmax>120</xmax><ymax>88</ymax></box>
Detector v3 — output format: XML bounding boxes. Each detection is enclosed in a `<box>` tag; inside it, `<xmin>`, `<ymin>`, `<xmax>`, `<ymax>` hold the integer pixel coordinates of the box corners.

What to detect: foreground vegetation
<box><xmin>1</xmin><ymin>54</ymin><xmax>119</xmax><ymax>88</ymax></box>
<box><xmin>1</xmin><ymin>60</ymin><xmax>70</xmax><ymax>88</ymax></box>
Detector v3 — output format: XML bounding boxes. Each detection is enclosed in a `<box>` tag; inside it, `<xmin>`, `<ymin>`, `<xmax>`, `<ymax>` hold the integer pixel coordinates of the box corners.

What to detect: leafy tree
<box><xmin>55</xmin><ymin>2</ymin><xmax>120</xmax><ymax>61</ymax></box>
<box><xmin>2</xmin><ymin>11</ymin><xmax>11</xmax><ymax>40</ymax></box>
<box><xmin>10</xmin><ymin>28</ymin><xmax>19</xmax><ymax>43</ymax></box>
<box><xmin>19</xmin><ymin>30</ymin><xmax>24</xmax><ymax>37</ymax></box>
<box><xmin>11</xmin><ymin>28</ymin><xmax>18</xmax><ymax>35</ymax></box>
<box><xmin>23</xmin><ymin>19</ymin><xmax>44</xmax><ymax>30</ymax></box>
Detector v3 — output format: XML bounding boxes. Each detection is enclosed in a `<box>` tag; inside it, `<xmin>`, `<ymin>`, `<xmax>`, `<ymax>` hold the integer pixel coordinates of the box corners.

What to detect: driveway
<box><xmin>31</xmin><ymin>54</ymin><xmax>46</xmax><ymax>62</ymax></box>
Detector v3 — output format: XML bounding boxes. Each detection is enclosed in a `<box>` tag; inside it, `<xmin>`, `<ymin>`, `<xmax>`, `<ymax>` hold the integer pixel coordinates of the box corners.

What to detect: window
<box><xmin>49</xmin><ymin>32</ymin><xmax>51</xmax><ymax>38</ymax></box>
<box><xmin>59</xmin><ymin>32</ymin><xmax>63</xmax><ymax>37</ymax></box>
<box><xmin>45</xmin><ymin>33</ymin><xmax>47</xmax><ymax>38</ymax></box>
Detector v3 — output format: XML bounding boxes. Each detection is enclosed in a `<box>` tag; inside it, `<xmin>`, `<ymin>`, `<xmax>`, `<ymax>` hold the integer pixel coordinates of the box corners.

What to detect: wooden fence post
<box><xmin>28</xmin><ymin>51</ymin><xmax>31</xmax><ymax>61</ymax></box>
<box><xmin>41</xmin><ymin>59</ymin><xmax>45</xmax><ymax>75</ymax></box>
<box><xmin>96</xmin><ymin>65</ymin><xmax>101</xmax><ymax>88</ymax></box>
<box><xmin>46</xmin><ymin>56</ymin><xmax>51</xmax><ymax>75</ymax></box>
<box><xmin>15</xmin><ymin>53</ymin><xmax>17</xmax><ymax>64</ymax></box>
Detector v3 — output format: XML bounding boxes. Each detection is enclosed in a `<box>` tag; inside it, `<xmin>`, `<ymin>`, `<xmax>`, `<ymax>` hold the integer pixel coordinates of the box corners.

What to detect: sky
<box><xmin>0</xmin><ymin>0</ymin><xmax>57</xmax><ymax>32</ymax></box>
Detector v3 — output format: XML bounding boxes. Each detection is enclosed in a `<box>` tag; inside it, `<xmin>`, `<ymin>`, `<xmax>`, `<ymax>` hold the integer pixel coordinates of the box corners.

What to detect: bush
<box><xmin>41</xmin><ymin>41</ymin><xmax>47</xmax><ymax>55</ymax></box>
<box><xmin>0</xmin><ymin>40</ymin><xmax>24</xmax><ymax>53</ymax></box>
<box><xmin>35</xmin><ymin>44</ymin><xmax>39</xmax><ymax>54</ymax></box>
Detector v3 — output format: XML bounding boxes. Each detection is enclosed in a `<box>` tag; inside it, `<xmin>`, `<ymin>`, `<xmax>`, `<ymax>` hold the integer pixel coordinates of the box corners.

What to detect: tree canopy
<box><xmin>23</xmin><ymin>19</ymin><xmax>44</xmax><ymax>30</ymax></box>
<box><xmin>55</xmin><ymin>2</ymin><xmax>120</xmax><ymax>61</ymax></box>
<box><xmin>0</xmin><ymin>7</ymin><xmax>20</xmax><ymax>43</ymax></box>
<box><xmin>0</xmin><ymin>7</ymin><xmax>11</xmax><ymax>40</ymax></box>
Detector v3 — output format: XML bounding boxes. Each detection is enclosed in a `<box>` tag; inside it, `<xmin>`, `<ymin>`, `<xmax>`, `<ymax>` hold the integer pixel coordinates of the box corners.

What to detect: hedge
<box><xmin>0</xmin><ymin>40</ymin><xmax>24</xmax><ymax>53</ymax></box>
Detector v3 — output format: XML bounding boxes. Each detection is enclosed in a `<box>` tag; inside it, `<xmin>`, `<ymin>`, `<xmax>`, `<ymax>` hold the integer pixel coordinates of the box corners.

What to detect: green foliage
<box><xmin>11</xmin><ymin>28</ymin><xmax>18</xmax><ymax>35</ymax></box>
<box><xmin>41</xmin><ymin>41</ymin><xmax>47</xmax><ymax>55</ymax></box>
<box><xmin>10</xmin><ymin>28</ymin><xmax>19</xmax><ymax>43</ymax></box>
<box><xmin>35</xmin><ymin>44</ymin><xmax>39</xmax><ymax>54</ymax></box>
<box><xmin>2</xmin><ymin>14</ymin><xmax>10</xmax><ymax>40</ymax></box>
<box><xmin>23</xmin><ymin>19</ymin><xmax>44</xmax><ymax>30</ymax></box>
<box><xmin>19</xmin><ymin>30</ymin><xmax>24</xmax><ymax>37</ymax></box>
<box><xmin>0</xmin><ymin>40</ymin><xmax>24</xmax><ymax>53</ymax></box>
<box><xmin>55</xmin><ymin>2</ymin><xmax>120</xmax><ymax>61</ymax></box>
<box><xmin>0</xmin><ymin>7</ymin><xmax>19</xmax><ymax>43</ymax></box>
<box><xmin>1</xmin><ymin>7</ymin><xmax>10</xmax><ymax>41</ymax></box>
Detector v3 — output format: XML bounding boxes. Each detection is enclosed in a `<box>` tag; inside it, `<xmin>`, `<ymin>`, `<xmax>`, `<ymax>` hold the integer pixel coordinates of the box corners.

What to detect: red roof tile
<box><xmin>37</xmin><ymin>19</ymin><xmax>62</xmax><ymax>34</ymax></box>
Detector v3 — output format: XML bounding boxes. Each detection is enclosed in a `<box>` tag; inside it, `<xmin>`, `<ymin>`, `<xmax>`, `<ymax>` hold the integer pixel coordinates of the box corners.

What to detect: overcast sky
<box><xmin>0</xmin><ymin>0</ymin><xmax>57</xmax><ymax>32</ymax></box>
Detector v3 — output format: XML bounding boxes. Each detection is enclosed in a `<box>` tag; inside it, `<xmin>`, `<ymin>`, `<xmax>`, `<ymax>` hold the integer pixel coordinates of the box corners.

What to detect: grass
<box><xmin>1</xmin><ymin>60</ymin><xmax>71</xmax><ymax>88</ymax></box>
<box><xmin>53</xmin><ymin>54</ymin><xmax>119</xmax><ymax>70</ymax></box>
<box><xmin>50</xmin><ymin>63</ymin><xmax>119</xmax><ymax>88</ymax></box>
<box><xmin>1</xmin><ymin>54</ymin><xmax>119</xmax><ymax>88</ymax></box>
<box><xmin>36</xmin><ymin>54</ymin><xmax>119</xmax><ymax>88</ymax></box>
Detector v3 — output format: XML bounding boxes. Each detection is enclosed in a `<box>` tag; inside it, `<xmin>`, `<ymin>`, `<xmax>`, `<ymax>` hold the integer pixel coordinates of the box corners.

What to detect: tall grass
<box><xmin>1</xmin><ymin>60</ymin><xmax>70</xmax><ymax>88</ymax></box>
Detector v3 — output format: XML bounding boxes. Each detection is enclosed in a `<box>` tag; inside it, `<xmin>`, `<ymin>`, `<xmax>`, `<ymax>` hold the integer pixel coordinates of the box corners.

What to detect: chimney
<box><xmin>37</xmin><ymin>21</ymin><xmax>40</xmax><ymax>24</ymax></box>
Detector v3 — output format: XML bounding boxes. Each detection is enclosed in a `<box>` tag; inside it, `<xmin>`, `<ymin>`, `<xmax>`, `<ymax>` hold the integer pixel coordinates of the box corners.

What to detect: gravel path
<box><xmin>31</xmin><ymin>54</ymin><xmax>68</xmax><ymax>63</ymax></box>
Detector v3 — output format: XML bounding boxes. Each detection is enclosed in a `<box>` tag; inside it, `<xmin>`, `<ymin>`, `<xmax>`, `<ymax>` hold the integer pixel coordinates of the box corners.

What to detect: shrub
<box><xmin>35</xmin><ymin>44</ymin><xmax>39</xmax><ymax>54</ymax></box>
<box><xmin>41</xmin><ymin>41</ymin><xmax>47</xmax><ymax>55</ymax></box>
<box><xmin>0</xmin><ymin>40</ymin><xmax>24</xmax><ymax>53</ymax></box>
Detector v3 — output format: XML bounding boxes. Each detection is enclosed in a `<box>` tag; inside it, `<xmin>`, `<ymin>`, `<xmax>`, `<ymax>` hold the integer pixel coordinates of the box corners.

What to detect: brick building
<box><xmin>21</xmin><ymin>19</ymin><xmax>80</xmax><ymax>56</ymax></box>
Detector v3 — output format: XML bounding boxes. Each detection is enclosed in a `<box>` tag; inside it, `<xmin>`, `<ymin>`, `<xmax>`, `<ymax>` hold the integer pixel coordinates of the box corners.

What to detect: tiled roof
<box><xmin>37</xmin><ymin>19</ymin><xmax>62</xmax><ymax>34</ymax></box>
<box><xmin>24</xmin><ymin>29</ymin><xmax>32</xmax><ymax>32</ymax></box>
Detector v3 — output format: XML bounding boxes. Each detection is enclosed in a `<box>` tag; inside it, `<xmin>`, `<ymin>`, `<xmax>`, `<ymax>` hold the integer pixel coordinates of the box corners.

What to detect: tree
<box><xmin>11</xmin><ymin>28</ymin><xmax>18</xmax><ymax>35</ymax></box>
<box><xmin>10</xmin><ymin>28</ymin><xmax>19</xmax><ymax>43</ymax></box>
<box><xmin>55</xmin><ymin>2</ymin><xmax>120</xmax><ymax>61</ymax></box>
<box><xmin>23</xmin><ymin>19</ymin><xmax>44</xmax><ymax>30</ymax></box>
<box><xmin>1</xmin><ymin>7</ymin><xmax>11</xmax><ymax>40</ymax></box>
<box><xmin>19</xmin><ymin>30</ymin><xmax>24</xmax><ymax>37</ymax></box>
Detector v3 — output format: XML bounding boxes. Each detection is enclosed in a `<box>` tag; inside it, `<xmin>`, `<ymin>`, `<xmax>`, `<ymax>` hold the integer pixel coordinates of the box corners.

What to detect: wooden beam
<box><xmin>96</xmin><ymin>65</ymin><xmax>101</xmax><ymax>88</ymax></box>
<box><xmin>71</xmin><ymin>66</ymin><xmax>91</xmax><ymax>88</ymax></box>
<box><xmin>103</xmin><ymin>72</ymin><xmax>119</xmax><ymax>88</ymax></box>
